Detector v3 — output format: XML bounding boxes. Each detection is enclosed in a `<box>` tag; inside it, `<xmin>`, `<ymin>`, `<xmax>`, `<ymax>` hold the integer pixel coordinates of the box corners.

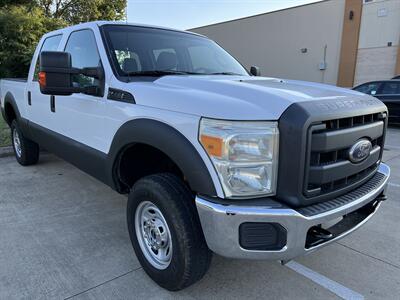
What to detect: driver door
<box><xmin>52</xmin><ymin>29</ymin><xmax>108</xmax><ymax>152</ymax></box>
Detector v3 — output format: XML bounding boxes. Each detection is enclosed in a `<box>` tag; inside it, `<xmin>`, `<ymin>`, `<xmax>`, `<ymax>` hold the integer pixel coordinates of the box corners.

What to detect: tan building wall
<box><xmin>191</xmin><ymin>0</ymin><xmax>346</xmax><ymax>85</ymax></box>
<box><xmin>337</xmin><ymin>0</ymin><xmax>363</xmax><ymax>88</ymax></box>
<box><xmin>354</xmin><ymin>46</ymin><xmax>398</xmax><ymax>85</ymax></box>
<box><xmin>354</xmin><ymin>0</ymin><xmax>400</xmax><ymax>85</ymax></box>
<box><xmin>191</xmin><ymin>0</ymin><xmax>400</xmax><ymax>86</ymax></box>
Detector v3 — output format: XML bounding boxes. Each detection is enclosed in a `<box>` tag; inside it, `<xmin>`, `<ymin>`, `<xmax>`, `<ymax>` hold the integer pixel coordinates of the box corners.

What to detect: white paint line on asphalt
<box><xmin>286</xmin><ymin>261</ymin><xmax>364</xmax><ymax>300</ymax></box>
<box><xmin>388</xmin><ymin>182</ymin><xmax>400</xmax><ymax>188</ymax></box>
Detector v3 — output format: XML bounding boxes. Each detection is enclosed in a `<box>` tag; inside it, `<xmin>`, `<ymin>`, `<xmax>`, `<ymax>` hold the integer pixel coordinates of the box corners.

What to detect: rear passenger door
<box><xmin>377</xmin><ymin>81</ymin><xmax>400</xmax><ymax>119</ymax></box>
<box><xmin>27</xmin><ymin>34</ymin><xmax>63</xmax><ymax>127</ymax></box>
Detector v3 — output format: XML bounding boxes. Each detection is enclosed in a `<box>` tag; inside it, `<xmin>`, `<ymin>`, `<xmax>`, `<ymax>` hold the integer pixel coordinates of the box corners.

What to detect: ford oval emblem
<box><xmin>348</xmin><ymin>139</ymin><xmax>372</xmax><ymax>163</ymax></box>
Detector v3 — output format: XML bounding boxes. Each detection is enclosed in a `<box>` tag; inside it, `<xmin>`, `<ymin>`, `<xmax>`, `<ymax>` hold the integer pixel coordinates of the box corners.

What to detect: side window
<box><xmin>33</xmin><ymin>35</ymin><xmax>62</xmax><ymax>80</ymax></box>
<box><xmin>381</xmin><ymin>82</ymin><xmax>400</xmax><ymax>95</ymax></box>
<box><xmin>355</xmin><ymin>82</ymin><xmax>381</xmax><ymax>95</ymax></box>
<box><xmin>65</xmin><ymin>29</ymin><xmax>101</xmax><ymax>90</ymax></box>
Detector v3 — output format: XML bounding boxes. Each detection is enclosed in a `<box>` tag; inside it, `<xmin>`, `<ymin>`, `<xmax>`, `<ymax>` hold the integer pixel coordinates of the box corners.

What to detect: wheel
<box><xmin>127</xmin><ymin>173</ymin><xmax>212</xmax><ymax>291</ymax></box>
<box><xmin>11</xmin><ymin>120</ymin><xmax>39</xmax><ymax>166</ymax></box>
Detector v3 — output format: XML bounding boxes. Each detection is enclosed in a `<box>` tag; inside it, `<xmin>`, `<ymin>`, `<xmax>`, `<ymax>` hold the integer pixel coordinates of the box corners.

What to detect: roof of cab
<box><xmin>44</xmin><ymin>20</ymin><xmax>205</xmax><ymax>38</ymax></box>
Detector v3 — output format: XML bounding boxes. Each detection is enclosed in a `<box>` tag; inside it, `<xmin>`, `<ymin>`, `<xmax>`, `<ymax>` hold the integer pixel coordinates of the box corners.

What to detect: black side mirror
<box><xmin>250</xmin><ymin>66</ymin><xmax>261</xmax><ymax>76</ymax></box>
<box><xmin>39</xmin><ymin>51</ymin><xmax>74</xmax><ymax>95</ymax></box>
<box><xmin>39</xmin><ymin>51</ymin><xmax>104</xmax><ymax>96</ymax></box>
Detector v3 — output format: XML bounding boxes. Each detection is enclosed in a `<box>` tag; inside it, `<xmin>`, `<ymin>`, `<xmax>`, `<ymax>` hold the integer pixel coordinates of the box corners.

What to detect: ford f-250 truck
<box><xmin>0</xmin><ymin>22</ymin><xmax>390</xmax><ymax>291</ymax></box>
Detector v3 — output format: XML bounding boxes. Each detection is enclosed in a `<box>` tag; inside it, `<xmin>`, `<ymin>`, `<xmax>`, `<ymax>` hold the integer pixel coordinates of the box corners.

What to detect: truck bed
<box><xmin>0</xmin><ymin>78</ymin><xmax>28</xmax><ymax>119</ymax></box>
<box><xmin>1</xmin><ymin>78</ymin><xmax>27</xmax><ymax>83</ymax></box>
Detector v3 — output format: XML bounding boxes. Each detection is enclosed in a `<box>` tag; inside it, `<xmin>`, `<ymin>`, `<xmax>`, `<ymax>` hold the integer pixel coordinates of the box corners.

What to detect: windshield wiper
<box><xmin>124</xmin><ymin>70</ymin><xmax>200</xmax><ymax>76</ymax></box>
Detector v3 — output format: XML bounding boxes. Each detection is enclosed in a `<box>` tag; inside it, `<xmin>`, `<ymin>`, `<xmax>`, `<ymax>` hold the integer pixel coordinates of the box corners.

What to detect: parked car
<box><xmin>353</xmin><ymin>80</ymin><xmax>400</xmax><ymax>124</ymax></box>
<box><xmin>0</xmin><ymin>22</ymin><xmax>390</xmax><ymax>291</ymax></box>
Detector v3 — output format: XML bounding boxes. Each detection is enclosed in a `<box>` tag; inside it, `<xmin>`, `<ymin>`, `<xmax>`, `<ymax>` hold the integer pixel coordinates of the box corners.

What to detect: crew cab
<box><xmin>0</xmin><ymin>21</ymin><xmax>390</xmax><ymax>291</ymax></box>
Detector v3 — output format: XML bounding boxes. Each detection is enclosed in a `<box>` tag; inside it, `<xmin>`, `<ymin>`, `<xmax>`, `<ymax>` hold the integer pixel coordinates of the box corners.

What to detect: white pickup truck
<box><xmin>0</xmin><ymin>21</ymin><xmax>390</xmax><ymax>291</ymax></box>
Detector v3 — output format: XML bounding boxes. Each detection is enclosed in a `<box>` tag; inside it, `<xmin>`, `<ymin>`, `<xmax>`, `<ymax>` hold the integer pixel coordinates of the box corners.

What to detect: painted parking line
<box><xmin>286</xmin><ymin>261</ymin><xmax>364</xmax><ymax>300</ymax></box>
<box><xmin>388</xmin><ymin>182</ymin><xmax>400</xmax><ymax>188</ymax></box>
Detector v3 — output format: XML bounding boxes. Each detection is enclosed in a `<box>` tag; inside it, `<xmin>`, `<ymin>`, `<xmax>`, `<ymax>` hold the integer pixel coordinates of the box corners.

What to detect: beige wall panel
<box><xmin>354</xmin><ymin>46</ymin><xmax>398</xmax><ymax>85</ymax></box>
<box><xmin>359</xmin><ymin>0</ymin><xmax>400</xmax><ymax>48</ymax></box>
<box><xmin>192</xmin><ymin>0</ymin><xmax>345</xmax><ymax>85</ymax></box>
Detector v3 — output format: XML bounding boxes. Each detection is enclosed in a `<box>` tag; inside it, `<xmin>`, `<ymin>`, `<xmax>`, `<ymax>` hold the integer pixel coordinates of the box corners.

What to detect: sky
<box><xmin>127</xmin><ymin>0</ymin><xmax>322</xmax><ymax>30</ymax></box>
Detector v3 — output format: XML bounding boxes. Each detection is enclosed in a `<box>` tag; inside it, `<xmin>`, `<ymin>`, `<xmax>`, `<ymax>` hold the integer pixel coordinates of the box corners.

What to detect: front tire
<box><xmin>11</xmin><ymin>120</ymin><xmax>39</xmax><ymax>166</ymax></box>
<box><xmin>127</xmin><ymin>173</ymin><xmax>212</xmax><ymax>291</ymax></box>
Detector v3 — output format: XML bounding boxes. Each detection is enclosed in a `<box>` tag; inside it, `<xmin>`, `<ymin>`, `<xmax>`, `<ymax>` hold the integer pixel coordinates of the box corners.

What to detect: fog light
<box><xmin>239</xmin><ymin>222</ymin><xmax>287</xmax><ymax>251</ymax></box>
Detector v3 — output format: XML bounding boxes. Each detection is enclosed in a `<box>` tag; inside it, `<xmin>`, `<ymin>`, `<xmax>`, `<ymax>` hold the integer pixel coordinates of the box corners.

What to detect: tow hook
<box><xmin>306</xmin><ymin>226</ymin><xmax>334</xmax><ymax>248</ymax></box>
<box><xmin>376</xmin><ymin>194</ymin><xmax>387</xmax><ymax>201</ymax></box>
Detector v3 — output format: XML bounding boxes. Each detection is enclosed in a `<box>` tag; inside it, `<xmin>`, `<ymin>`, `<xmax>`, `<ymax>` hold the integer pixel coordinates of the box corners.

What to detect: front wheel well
<box><xmin>115</xmin><ymin>143</ymin><xmax>185</xmax><ymax>193</ymax></box>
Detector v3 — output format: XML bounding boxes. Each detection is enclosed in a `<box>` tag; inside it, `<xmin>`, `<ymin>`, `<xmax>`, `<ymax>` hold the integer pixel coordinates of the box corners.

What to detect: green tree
<box><xmin>38</xmin><ymin>0</ymin><xmax>126</xmax><ymax>24</ymax></box>
<box><xmin>0</xmin><ymin>0</ymin><xmax>126</xmax><ymax>78</ymax></box>
<box><xmin>0</xmin><ymin>6</ymin><xmax>66</xmax><ymax>78</ymax></box>
<box><xmin>0</xmin><ymin>0</ymin><xmax>33</xmax><ymax>6</ymax></box>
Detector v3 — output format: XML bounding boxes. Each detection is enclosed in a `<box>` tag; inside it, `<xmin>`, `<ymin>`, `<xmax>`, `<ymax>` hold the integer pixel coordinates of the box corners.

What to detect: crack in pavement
<box><xmin>64</xmin><ymin>267</ymin><xmax>143</xmax><ymax>300</ymax></box>
<box><xmin>337</xmin><ymin>242</ymin><xmax>400</xmax><ymax>270</ymax></box>
<box><xmin>384</xmin><ymin>153</ymin><xmax>400</xmax><ymax>162</ymax></box>
<box><xmin>385</xmin><ymin>144</ymin><xmax>400</xmax><ymax>151</ymax></box>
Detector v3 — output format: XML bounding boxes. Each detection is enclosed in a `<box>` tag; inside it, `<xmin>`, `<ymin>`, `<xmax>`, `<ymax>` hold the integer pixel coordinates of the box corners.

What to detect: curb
<box><xmin>0</xmin><ymin>146</ymin><xmax>14</xmax><ymax>158</ymax></box>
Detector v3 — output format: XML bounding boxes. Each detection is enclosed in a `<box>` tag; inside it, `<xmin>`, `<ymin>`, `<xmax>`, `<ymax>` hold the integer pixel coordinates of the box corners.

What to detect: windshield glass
<box><xmin>101</xmin><ymin>25</ymin><xmax>249</xmax><ymax>77</ymax></box>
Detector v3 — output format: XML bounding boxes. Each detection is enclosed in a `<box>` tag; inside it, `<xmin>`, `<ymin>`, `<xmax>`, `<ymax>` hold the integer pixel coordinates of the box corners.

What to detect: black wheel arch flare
<box><xmin>2</xmin><ymin>92</ymin><xmax>31</xmax><ymax>138</ymax></box>
<box><xmin>2</xmin><ymin>92</ymin><xmax>21</xmax><ymax>125</ymax></box>
<box><xmin>106</xmin><ymin>118</ymin><xmax>218</xmax><ymax>197</ymax></box>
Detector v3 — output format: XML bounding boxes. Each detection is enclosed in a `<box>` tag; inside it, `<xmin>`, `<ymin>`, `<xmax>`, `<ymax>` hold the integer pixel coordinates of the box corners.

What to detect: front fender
<box><xmin>107</xmin><ymin>118</ymin><xmax>217</xmax><ymax>197</ymax></box>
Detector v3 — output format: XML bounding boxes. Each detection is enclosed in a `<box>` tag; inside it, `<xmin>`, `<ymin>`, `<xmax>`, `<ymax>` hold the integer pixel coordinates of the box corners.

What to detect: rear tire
<box><xmin>11</xmin><ymin>120</ymin><xmax>39</xmax><ymax>166</ymax></box>
<box><xmin>127</xmin><ymin>173</ymin><xmax>212</xmax><ymax>291</ymax></box>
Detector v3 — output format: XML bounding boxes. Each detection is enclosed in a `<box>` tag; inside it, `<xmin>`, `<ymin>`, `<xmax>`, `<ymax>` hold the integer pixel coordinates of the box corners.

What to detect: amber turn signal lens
<box><xmin>38</xmin><ymin>72</ymin><xmax>46</xmax><ymax>87</ymax></box>
<box><xmin>200</xmin><ymin>135</ymin><xmax>223</xmax><ymax>158</ymax></box>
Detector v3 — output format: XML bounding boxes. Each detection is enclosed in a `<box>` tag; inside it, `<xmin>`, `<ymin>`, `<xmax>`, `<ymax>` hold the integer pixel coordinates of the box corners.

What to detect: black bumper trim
<box><xmin>297</xmin><ymin>171</ymin><xmax>386</xmax><ymax>217</ymax></box>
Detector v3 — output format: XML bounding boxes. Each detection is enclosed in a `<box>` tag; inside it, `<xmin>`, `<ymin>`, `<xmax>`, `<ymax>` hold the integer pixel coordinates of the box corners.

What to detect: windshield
<box><xmin>101</xmin><ymin>25</ymin><xmax>249</xmax><ymax>78</ymax></box>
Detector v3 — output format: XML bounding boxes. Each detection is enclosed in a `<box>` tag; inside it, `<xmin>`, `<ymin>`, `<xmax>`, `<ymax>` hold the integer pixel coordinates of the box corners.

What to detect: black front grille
<box><xmin>304</xmin><ymin>112</ymin><xmax>386</xmax><ymax>199</ymax></box>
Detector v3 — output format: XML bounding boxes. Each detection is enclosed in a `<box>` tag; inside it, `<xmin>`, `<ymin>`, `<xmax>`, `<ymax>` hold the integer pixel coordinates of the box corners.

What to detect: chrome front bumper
<box><xmin>196</xmin><ymin>163</ymin><xmax>390</xmax><ymax>261</ymax></box>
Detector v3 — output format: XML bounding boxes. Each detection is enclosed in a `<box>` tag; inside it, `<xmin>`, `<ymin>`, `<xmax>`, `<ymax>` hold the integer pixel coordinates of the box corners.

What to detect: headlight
<box><xmin>199</xmin><ymin>118</ymin><xmax>279</xmax><ymax>198</ymax></box>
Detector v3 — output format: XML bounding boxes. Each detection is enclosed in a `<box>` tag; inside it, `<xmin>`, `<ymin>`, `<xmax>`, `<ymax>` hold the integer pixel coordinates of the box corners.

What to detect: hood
<box><xmin>130</xmin><ymin>75</ymin><xmax>373</xmax><ymax>120</ymax></box>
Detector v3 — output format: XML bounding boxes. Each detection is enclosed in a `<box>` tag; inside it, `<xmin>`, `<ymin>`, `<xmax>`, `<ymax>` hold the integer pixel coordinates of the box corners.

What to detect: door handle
<box><xmin>28</xmin><ymin>91</ymin><xmax>31</xmax><ymax>106</ymax></box>
<box><xmin>50</xmin><ymin>95</ymin><xmax>55</xmax><ymax>112</ymax></box>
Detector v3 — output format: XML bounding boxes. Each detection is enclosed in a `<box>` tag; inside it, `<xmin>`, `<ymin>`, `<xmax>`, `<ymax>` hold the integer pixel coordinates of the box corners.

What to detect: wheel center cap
<box><xmin>144</xmin><ymin>220</ymin><xmax>167</xmax><ymax>250</ymax></box>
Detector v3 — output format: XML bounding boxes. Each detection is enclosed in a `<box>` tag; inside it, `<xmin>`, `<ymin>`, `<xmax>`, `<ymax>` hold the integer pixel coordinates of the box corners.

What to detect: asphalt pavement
<box><xmin>0</xmin><ymin>128</ymin><xmax>399</xmax><ymax>300</ymax></box>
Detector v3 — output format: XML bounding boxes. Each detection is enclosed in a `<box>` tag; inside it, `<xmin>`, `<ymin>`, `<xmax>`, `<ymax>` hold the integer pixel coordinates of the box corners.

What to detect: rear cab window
<box><xmin>33</xmin><ymin>34</ymin><xmax>62</xmax><ymax>81</ymax></box>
